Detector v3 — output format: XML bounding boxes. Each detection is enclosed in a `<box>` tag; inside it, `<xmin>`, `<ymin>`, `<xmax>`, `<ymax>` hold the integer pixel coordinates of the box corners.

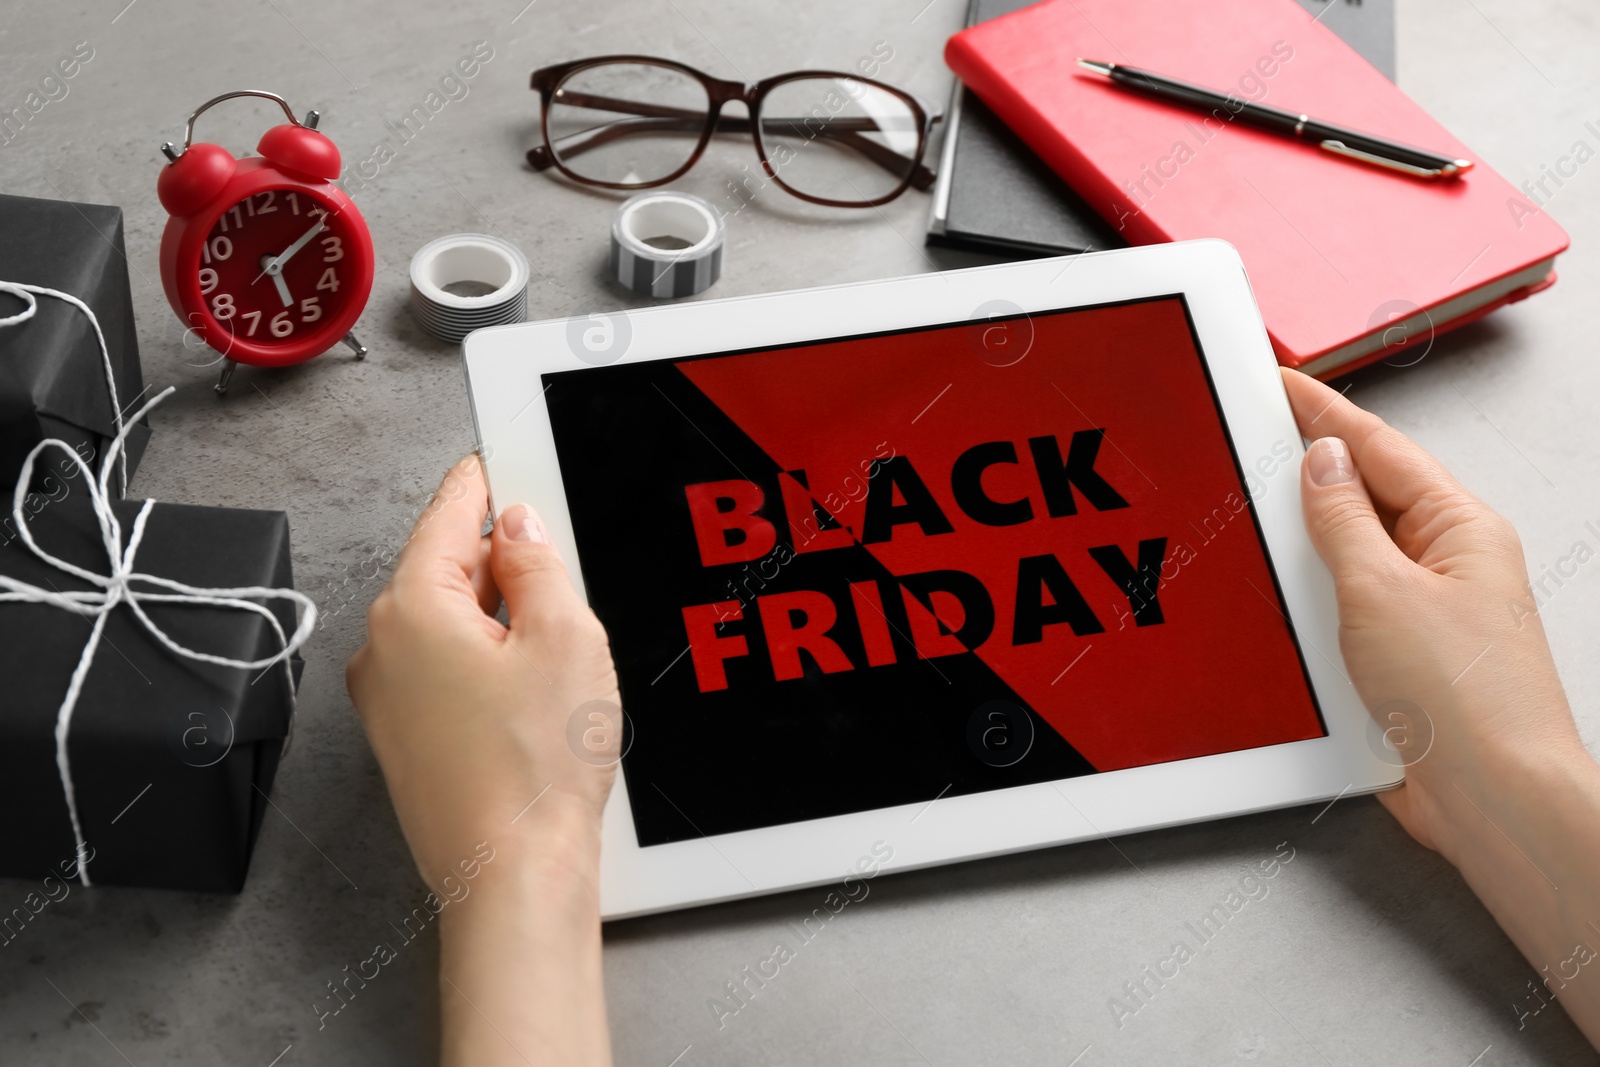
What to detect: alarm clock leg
<box><xmin>341</xmin><ymin>331</ymin><xmax>368</xmax><ymax>360</ymax></box>
<box><xmin>214</xmin><ymin>358</ymin><xmax>237</xmax><ymax>396</ymax></box>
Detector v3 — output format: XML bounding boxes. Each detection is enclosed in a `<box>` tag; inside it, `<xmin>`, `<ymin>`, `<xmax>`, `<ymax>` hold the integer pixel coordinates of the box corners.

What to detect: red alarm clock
<box><xmin>157</xmin><ymin>90</ymin><xmax>374</xmax><ymax>394</ymax></box>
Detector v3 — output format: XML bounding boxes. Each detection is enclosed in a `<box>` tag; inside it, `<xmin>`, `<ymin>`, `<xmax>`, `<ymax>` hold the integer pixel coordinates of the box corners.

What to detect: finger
<box><xmin>1279</xmin><ymin>369</ymin><xmax>1463</xmax><ymax>520</ymax></box>
<box><xmin>1374</xmin><ymin>783</ymin><xmax>1440</xmax><ymax>853</ymax></box>
<box><xmin>471</xmin><ymin>535</ymin><xmax>502</xmax><ymax>616</ymax></box>
<box><xmin>1299</xmin><ymin>436</ymin><xmax>1409</xmax><ymax>581</ymax></box>
<box><xmin>393</xmin><ymin>455</ymin><xmax>488</xmax><ymax>585</ymax></box>
<box><xmin>488</xmin><ymin>503</ymin><xmax>585</xmax><ymax>640</ymax></box>
<box><xmin>344</xmin><ymin>643</ymin><xmax>369</xmax><ymax>711</ymax></box>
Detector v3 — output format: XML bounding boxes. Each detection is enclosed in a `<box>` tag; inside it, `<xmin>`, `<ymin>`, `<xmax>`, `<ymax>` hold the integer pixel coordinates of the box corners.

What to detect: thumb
<box><xmin>490</xmin><ymin>503</ymin><xmax>585</xmax><ymax>636</ymax></box>
<box><xmin>1300</xmin><ymin>437</ymin><xmax>1406</xmax><ymax>581</ymax></box>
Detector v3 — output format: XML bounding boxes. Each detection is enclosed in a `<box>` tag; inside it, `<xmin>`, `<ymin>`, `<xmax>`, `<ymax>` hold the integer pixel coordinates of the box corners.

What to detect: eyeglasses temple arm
<box><xmin>721</xmin><ymin>113</ymin><xmax>938</xmax><ymax>191</ymax></box>
<box><xmin>533</xmin><ymin>91</ymin><xmax>936</xmax><ymax>189</ymax></box>
<box><xmin>527</xmin><ymin>114</ymin><xmax>704</xmax><ymax>171</ymax></box>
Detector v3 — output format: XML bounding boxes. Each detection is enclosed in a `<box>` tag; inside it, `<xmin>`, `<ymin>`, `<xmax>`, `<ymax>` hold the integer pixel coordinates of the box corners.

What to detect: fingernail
<box><xmin>1307</xmin><ymin>438</ymin><xmax>1356</xmax><ymax>487</ymax></box>
<box><xmin>501</xmin><ymin>503</ymin><xmax>548</xmax><ymax>543</ymax></box>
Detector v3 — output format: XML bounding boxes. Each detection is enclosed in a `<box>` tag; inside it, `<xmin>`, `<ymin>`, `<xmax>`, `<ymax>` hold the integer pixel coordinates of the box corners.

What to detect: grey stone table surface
<box><xmin>2</xmin><ymin>0</ymin><xmax>1597</xmax><ymax>1064</ymax></box>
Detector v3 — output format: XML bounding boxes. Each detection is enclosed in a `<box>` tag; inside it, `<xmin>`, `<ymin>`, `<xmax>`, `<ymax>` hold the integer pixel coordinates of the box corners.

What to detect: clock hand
<box><xmin>271</xmin><ymin>271</ymin><xmax>294</xmax><ymax>308</ymax></box>
<box><xmin>251</xmin><ymin>217</ymin><xmax>327</xmax><ymax>286</ymax></box>
<box><xmin>274</xmin><ymin>217</ymin><xmax>327</xmax><ymax>268</ymax></box>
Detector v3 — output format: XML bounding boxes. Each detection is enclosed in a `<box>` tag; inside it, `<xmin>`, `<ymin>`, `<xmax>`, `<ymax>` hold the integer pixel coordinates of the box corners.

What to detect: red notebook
<box><xmin>945</xmin><ymin>0</ymin><xmax>1569</xmax><ymax>377</ymax></box>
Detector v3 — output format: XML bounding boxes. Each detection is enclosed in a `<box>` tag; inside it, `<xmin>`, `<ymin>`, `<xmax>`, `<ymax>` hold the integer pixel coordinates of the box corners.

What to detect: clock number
<box><xmin>316</xmin><ymin>268</ymin><xmax>340</xmax><ymax>293</ymax></box>
<box><xmin>286</xmin><ymin>192</ymin><xmax>300</xmax><ymax>215</ymax></box>
<box><xmin>239</xmin><ymin>310</ymin><xmax>261</xmax><ymax>336</ymax></box>
<box><xmin>253</xmin><ymin>191</ymin><xmax>277</xmax><ymax>215</ymax></box>
<box><xmin>270</xmin><ymin>310</ymin><xmax>294</xmax><ymax>338</ymax></box>
<box><xmin>198</xmin><ymin>268</ymin><xmax>218</xmax><ymax>295</ymax></box>
<box><xmin>221</xmin><ymin>204</ymin><xmax>244</xmax><ymax>231</ymax></box>
<box><xmin>321</xmin><ymin>235</ymin><xmax>343</xmax><ymax>263</ymax></box>
<box><xmin>300</xmin><ymin>297</ymin><xmax>322</xmax><ymax>323</ymax></box>
<box><xmin>211</xmin><ymin>293</ymin><xmax>236</xmax><ymax>320</ymax></box>
<box><xmin>201</xmin><ymin>235</ymin><xmax>232</xmax><ymax>264</ymax></box>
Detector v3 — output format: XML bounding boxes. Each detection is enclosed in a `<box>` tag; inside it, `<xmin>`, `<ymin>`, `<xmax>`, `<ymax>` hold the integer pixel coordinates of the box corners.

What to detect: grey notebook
<box><xmin>927</xmin><ymin>0</ymin><xmax>1397</xmax><ymax>257</ymax></box>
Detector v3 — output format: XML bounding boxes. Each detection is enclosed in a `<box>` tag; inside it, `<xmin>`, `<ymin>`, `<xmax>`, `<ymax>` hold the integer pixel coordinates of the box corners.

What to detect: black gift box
<box><xmin>0</xmin><ymin>193</ymin><xmax>149</xmax><ymax>494</ymax></box>
<box><xmin>0</xmin><ymin>491</ymin><xmax>305</xmax><ymax>893</ymax></box>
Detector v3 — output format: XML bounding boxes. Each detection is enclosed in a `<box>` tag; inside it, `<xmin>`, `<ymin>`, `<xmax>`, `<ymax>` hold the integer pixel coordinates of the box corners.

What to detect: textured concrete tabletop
<box><xmin>2</xmin><ymin>1</ymin><xmax>1597</xmax><ymax>1064</ymax></box>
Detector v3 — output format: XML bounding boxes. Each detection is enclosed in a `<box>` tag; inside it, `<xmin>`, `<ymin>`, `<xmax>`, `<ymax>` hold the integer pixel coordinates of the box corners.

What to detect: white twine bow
<box><xmin>0</xmin><ymin>284</ymin><xmax>316</xmax><ymax>887</ymax></box>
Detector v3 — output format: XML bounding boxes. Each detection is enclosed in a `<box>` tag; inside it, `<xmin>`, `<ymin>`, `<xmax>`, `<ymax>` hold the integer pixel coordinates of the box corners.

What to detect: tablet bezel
<box><xmin>462</xmin><ymin>239</ymin><xmax>1401</xmax><ymax>920</ymax></box>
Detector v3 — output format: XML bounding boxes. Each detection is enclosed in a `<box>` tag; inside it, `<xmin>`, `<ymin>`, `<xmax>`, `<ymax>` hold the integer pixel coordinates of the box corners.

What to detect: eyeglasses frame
<box><xmin>528</xmin><ymin>55</ymin><xmax>940</xmax><ymax>208</ymax></box>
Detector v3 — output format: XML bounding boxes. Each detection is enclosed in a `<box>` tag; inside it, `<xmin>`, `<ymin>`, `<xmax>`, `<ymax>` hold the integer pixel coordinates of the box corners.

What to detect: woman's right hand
<box><xmin>1282</xmin><ymin>368</ymin><xmax>1600</xmax><ymax>1047</ymax></box>
<box><xmin>1281</xmin><ymin>369</ymin><xmax>1586</xmax><ymax>854</ymax></box>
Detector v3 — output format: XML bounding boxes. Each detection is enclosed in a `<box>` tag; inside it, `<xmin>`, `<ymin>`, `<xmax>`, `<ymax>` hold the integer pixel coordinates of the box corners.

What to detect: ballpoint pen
<box><xmin>1076</xmin><ymin>58</ymin><xmax>1473</xmax><ymax>180</ymax></box>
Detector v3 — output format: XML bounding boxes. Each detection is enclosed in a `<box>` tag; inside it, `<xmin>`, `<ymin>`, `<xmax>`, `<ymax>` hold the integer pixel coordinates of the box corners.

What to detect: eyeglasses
<box><xmin>527</xmin><ymin>56</ymin><xmax>939</xmax><ymax>208</ymax></box>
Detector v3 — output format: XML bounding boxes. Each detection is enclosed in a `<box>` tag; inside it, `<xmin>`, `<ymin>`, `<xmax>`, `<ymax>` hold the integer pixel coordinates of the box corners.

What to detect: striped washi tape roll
<box><xmin>409</xmin><ymin>233</ymin><xmax>530</xmax><ymax>344</ymax></box>
<box><xmin>609</xmin><ymin>191</ymin><xmax>724</xmax><ymax>300</ymax></box>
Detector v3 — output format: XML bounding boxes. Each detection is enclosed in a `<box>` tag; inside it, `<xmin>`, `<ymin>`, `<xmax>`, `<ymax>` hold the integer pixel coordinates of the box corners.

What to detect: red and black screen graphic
<box><xmin>542</xmin><ymin>296</ymin><xmax>1324</xmax><ymax>847</ymax></box>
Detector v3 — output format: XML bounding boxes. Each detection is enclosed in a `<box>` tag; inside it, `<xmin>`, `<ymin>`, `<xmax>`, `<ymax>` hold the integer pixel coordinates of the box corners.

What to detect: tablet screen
<box><xmin>543</xmin><ymin>295</ymin><xmax>1324</xmax><ymax>847</ymax></box>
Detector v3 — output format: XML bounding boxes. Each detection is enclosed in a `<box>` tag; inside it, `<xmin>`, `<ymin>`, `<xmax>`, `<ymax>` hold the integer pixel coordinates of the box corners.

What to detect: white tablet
<box><xmin>462</xmin><ymin>239</ymin><xmax>1400</xmax><ymax>920</ymax></box>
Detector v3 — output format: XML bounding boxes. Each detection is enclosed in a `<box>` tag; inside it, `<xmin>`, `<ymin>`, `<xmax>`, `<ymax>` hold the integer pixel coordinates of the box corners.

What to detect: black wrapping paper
<box><xmin>0</xmin><ymin>491</ymin><xmax>305</xmax><ymax>893</ymax></box>
<box><xmin>0</xmin><ymin>193</ymin><xmax>149</xmax><ymax>494</ymax></box>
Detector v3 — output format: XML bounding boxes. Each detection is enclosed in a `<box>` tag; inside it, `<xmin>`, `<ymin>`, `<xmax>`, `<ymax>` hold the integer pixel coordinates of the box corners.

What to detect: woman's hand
<box><xmin>1280</xmin><ymin>369</ymin><xmax>1586</xmax><ymax>856</ymax></box>
<box><xmin>347</xmin><ymin>455</ymin><xmax>618</xmax><ymax>879</ymax></box>
<box><xmin>1283</xmin><ymin>369</ymin><xmax>1600</xmax><ymax>1047</ymax></box>
<box><xmin>346</xmin><ymin>456</ymin><xmax>618</xmax><ymax>1067</ymax></box>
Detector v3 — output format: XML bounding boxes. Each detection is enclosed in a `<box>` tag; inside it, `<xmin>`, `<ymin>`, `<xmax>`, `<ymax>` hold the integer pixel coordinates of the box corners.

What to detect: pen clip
<box><xmin>1318</xmin><ymin>139</ymin><xmax>1462</xmax><ymax>179</ymax></box>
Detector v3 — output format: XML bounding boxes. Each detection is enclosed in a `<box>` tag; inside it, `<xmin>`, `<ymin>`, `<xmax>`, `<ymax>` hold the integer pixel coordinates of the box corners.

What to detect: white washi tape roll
<box><xmin>409</xmin><ymin>233</ymin><xmax>530</xmax><ymax>343</ymax></box>
<box><xmin>610</xmin><ymin>191</ymin><xmax>724</xmax><ymax>299</ymax></box>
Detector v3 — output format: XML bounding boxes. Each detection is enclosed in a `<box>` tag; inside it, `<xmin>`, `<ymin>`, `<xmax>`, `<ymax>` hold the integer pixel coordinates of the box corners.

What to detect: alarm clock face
<box><xmin>195</xmin><ymin>187</ymin><xmax>359</xmax><ymax>355</ymax></box>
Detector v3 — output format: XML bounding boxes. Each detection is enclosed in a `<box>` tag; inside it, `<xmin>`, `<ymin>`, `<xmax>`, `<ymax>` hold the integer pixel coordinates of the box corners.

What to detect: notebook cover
<box><xmin>944</xmin><ymin>0</ymin><xmax>1570</xmax><ymax>372</ymax></box>
<box><xmin>932</xmin><ymin>89</ymin><xmax>1122</xmax><ymax>257</ymax></box>
<box><xmin>930</xmin><ymin>0</ymin><xmax>1393</xmax><ymax>261</ymax></box>
<box><xmin>930</xmin><ymin>0</ymin><xmax>1121</xmax><ymax>258</ymax></box>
